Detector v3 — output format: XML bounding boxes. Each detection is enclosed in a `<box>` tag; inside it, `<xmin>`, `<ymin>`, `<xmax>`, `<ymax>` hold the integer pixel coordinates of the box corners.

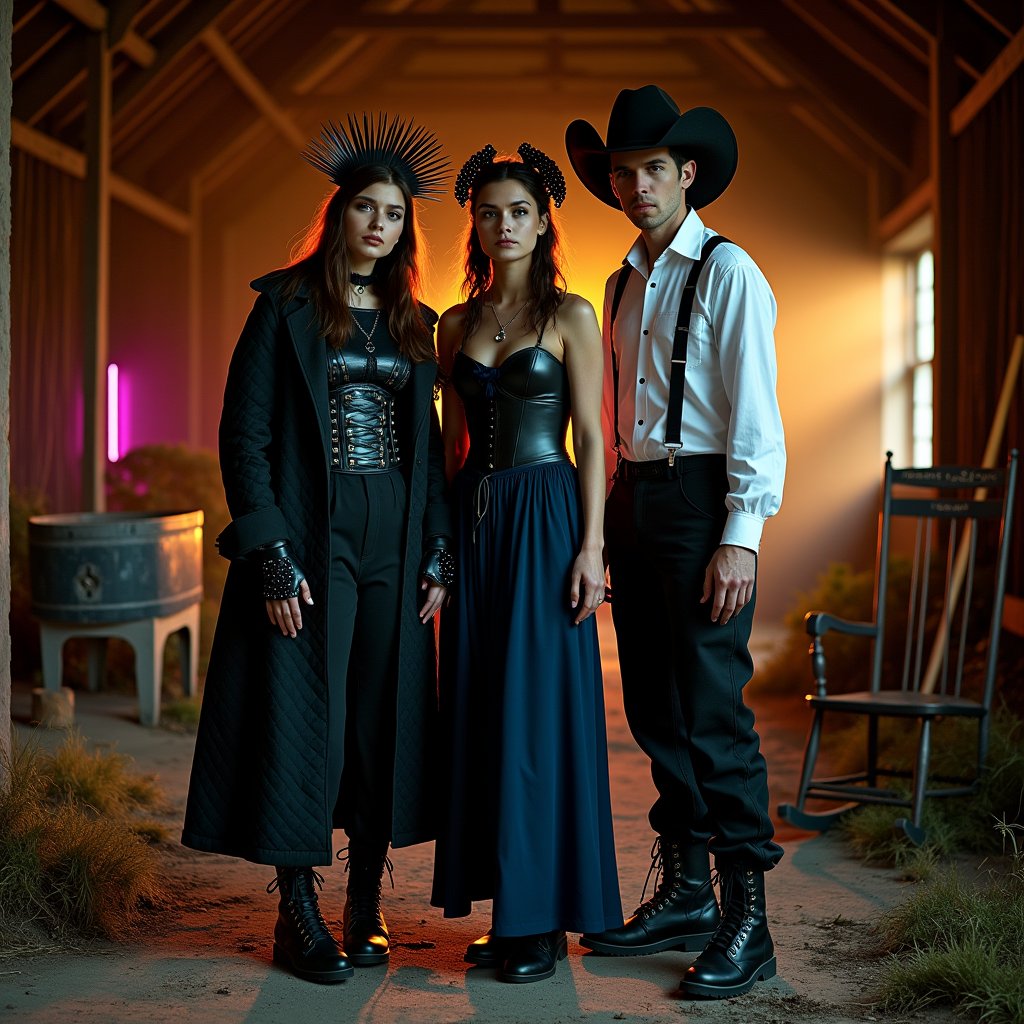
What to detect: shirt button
<box><xmin>650</xmin><ymin>281</ymin><xmax>656</xmax><ymax>288</ymax></box>
<box><xmin>639</xmin><ymin>377</ymin><xmax>646</xmax><ymax>384</ymax></box>
<box><xmin>638</xmin><ymin>419</ymin><xmax>644</xmax><ymax>425</ymax></box>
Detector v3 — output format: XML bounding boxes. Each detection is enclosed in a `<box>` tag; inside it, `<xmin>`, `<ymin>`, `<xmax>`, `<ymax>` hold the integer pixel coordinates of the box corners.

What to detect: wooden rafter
<box><xmin>782</xmin><ymin>0</ymin><xmax>927</xmax><ymax>115</ymax></box>
<box><xmin>50</xmin><ymin>0</ymin><xmax>154</xmax><ymax>66</ymax></box>
<box><xmin>11</xmin><ymin>118</ymin><xmax>191</xmax><ymax>234</ymax></box>
<box><xmin>322</xmin><ymin>11</ymin><xmax>765</xmax><ymax>34</ymax></box>
<box><xmin>951</xmin><ymin>22</ymin><xmax>1024</xmax><ymax>135</ymax></box>
<box><xmin>113</xmin><ymin>0</ymin><xmax>238</xmax><ymax>115</ymax></box>
<box><xmin>754</xmin><ymin>4</ymin><xmax>917</xmax><ymax>172</ymax></box>
<box><xmin>201</xmin><ymin>27</ymin><xmax>305</xmax><ymax>149</ymax></box>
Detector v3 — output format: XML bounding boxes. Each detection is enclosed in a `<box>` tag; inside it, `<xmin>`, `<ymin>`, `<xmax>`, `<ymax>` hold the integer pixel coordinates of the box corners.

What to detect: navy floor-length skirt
<box><xmin>431</xmin><ymin>460</ymin><xmax>623</xmax><ymax>937</ymax></box>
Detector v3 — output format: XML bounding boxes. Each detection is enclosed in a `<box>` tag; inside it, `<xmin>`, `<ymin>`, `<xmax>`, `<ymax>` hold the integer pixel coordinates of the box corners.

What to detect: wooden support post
<box><xmin>1</xmin><ymin>0</ymin><xmax>14</xmax><ymax>786</ymax></box>
<box><xmin>81</xmin><ymin>28</ymin><xmax>111</xmax><ymax>511</ymax></box>
<box><xmin>930</xmin><ymin>6</ymin><xmax>959</xmax><ymax>465</ymax></box>
<box><xmin>187</xmin><ymin>177</ymin><xmax>202</xmax><ymax>447</ymax></box>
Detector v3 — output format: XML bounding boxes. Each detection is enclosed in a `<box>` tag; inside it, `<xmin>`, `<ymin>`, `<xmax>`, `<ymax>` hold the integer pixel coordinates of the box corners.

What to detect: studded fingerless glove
<box><xmin>255</xmin><ymin>540</ymin><xmax>306</xmax><ymax>601</ymax></box>
<box><xmin>419</xmin><ymin>536</ymin><xmax>455</xmax><ymax>590</ymax></box>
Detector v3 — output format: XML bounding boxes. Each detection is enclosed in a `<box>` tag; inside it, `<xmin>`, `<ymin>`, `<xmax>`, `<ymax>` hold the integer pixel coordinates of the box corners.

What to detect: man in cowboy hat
<box><xmin>565</xmin><ymin>85</ymin><xmax>785</xmax><ymax>999</ymax></box>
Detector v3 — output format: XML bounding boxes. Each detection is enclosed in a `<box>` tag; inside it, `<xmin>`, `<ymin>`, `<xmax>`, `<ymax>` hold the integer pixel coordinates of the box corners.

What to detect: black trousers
<box><xmin>605</xmin><ymin>454</ymin><xmax>782</xmax><ymax>871</ymax></box>
<box><xmin>326</xmin><ymin>470</ymin><xmax>406</xmax><ymax>844</ymax></box>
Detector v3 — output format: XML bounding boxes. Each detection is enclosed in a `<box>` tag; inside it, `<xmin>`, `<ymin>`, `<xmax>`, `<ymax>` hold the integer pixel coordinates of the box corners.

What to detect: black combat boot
<box><xmin>580</xmin><ymin>838</ymin><xmax>720</xmax><ymax>955</ymax></box>
<box><xmin>269</xmin><ymin>867</ymin><xmax>353</xmax><ymax>983</ymax></box>
<box><xmin>341</xmin><ymin>839</ymin><xmax>392</xmax><ymax>967</ymax></box>
<box><xmin>679</xmin><ymin>866</ymin><xmax>776</xmax><ymax>998</ymax></box>
<box><xmin>500</xmin><ymin>930</ymin><xmax>568</xmax><ymax>983</ymax></box>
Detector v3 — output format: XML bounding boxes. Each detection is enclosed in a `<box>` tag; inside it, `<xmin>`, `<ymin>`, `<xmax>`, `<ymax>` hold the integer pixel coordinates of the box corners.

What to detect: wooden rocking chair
<box><xmin>778</xmin><ymin>449</ymin><xmax>1019</xmax><ymax>844</ymax></box>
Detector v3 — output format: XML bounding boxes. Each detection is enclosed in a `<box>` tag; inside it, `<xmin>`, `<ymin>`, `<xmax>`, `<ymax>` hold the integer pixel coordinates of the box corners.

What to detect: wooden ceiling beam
<box><xmin>113</xmin><ymin>0</ymin><xmax>237</xmax><ymax>115</ymax></box>
<box><xmin>781</xmin><ymin>0</ymin><xmax>928</xmax><ymax>115</ymax></box>
<box><xmin>951</xmin><ymin>22</ymin><xmax>1024</xmax><ymax>135</ymax></box>
<box><xmin>838</xmin><ymin>0</ymin><xmax>928</xmax><ymax>62</ymax></box>
<box><xmin>50</xmin><ymin>0</ymin><xmax>154</xmax><ymax>66</ymax></box>
<box><xmin>201</xmin><ymin>27</ymin><xmax>305</xmax><ymax>149</ymax></box>
<box><xmin>755</xmin><ymin>4</ymin><xmax>917</xmax><ymax>172</ymax></box>
<box><xmin>11</xmin><ymin>118</ymin><xmax>192</xmax><ymax>234</ymax></box>
<box><xmin>323</xmin><ymin>12</ymin><xmax>764</xmax><ymax>34</ymax></box>
<box><xmin>12</xmin><ymin>29</ymin><xmax>87</xmax><ymax>124</ymax></box>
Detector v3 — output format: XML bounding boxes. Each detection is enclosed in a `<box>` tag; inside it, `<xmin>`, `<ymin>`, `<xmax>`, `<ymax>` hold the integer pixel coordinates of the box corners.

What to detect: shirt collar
<box><xmin>623</xmin><ymin>206</ymin><xmax>707</xmax><ymax>277</ymax></box>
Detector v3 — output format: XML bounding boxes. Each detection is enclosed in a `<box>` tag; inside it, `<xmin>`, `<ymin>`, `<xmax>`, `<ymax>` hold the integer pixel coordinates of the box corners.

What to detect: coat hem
<box><xmin>180</xmin><ymin>831</ymin><xmax>333</xmax><ymax>868</ymax></box>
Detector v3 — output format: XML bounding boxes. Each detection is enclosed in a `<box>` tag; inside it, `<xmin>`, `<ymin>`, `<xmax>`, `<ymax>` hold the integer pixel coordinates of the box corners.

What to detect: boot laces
<box><xmin>338</xmin><ymin>845</ymin><xmax>394</xmax><ymax>918</ymax></box>
<box><xmin>267</xmin><ymin>869</ymin><xmax>333</xmax><ymax>950</ymax></box>
<box><xmin>705</xmin><ymin>870</ymin><xmax>751</xmax><ymax>954</ymax></box>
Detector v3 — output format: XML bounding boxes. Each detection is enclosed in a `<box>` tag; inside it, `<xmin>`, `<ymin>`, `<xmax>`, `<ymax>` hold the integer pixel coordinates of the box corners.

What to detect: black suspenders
<box><xmin>610</xmin><ymin>235</ymin><xmax>730</xmax><ymax>467</ymax></box>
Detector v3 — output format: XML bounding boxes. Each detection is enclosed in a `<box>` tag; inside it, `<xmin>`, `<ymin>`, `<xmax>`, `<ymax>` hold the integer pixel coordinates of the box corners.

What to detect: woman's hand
<box><xmin>256</xmin><ymin>540</ymin><xmax>312</xmax><ymax>637</ymax></box>
<box><xmin>570</xmin><ymin>546</ymin><xmax>606</xmax><ymax>624</ymax></box>
<box><xmin>419</xmin><ymin>579</ymin><xmax>447</xmax><ymax>623</ymax></box>
<box><xmin>266</xmin><ymin>581</ymin><xmax>314</xmax><ymax>638</ymax></box>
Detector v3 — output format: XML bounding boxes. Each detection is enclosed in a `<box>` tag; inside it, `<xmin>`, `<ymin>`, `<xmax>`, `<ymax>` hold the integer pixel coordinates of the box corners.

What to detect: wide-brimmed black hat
<box><xmin>565</xmin><ymin>85</ymin><xmax>737</xmax><ymax>210</ymax></box>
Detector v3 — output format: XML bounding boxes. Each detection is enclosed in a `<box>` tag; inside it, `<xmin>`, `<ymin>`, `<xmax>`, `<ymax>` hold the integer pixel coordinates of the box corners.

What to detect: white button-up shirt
<box><xmin>601</xmin><ymin>208</ymin><xmax>786</xmax><ymax>552</ymax></box>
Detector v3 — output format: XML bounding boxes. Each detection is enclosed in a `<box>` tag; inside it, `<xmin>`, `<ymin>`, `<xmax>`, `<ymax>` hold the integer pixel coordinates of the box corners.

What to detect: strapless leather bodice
<box><xmin>453</xmin><ymin>346</ymin><xmax>571</xmax><ymax>471</ymax></box>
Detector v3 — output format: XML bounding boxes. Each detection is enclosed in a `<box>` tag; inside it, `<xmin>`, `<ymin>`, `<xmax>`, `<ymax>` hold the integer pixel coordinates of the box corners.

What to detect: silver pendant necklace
<box><xmin>350</xmin><ymin>271</ymin><xmax>376</xmax><ymax>296</ymax></box>
<box><xmin>489</xmin><ymin>301</ymin><xmax>529</xmax><ymax>343</ymax></box>
<box><xmin>352</xmin><ymin>308</ymin><xmax>381</xmax><ymax>354</ymax></box>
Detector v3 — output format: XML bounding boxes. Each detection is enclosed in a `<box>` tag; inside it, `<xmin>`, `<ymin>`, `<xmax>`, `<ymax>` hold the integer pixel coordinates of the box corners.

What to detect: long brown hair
<box><xmin>462</xmin><ymin>160</ymin><xmax>566</xmax><ymax>340</ymax></box>
<box><xmin>283</xmin><ymin>164</ymin><xmax>435</xmax><ymax>362</ymax></box>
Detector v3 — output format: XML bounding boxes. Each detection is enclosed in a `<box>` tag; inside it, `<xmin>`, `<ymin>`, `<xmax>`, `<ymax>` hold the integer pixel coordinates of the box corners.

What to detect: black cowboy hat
<box><xmin>565</xmin><ymin>85</ymin><xmax>737</xmax><ymax>210</ymax></box>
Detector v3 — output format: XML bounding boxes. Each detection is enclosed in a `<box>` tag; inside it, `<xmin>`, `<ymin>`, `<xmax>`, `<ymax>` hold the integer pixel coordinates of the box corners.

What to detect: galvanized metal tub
<box><xmin>28</xmin><ymin>510</ymin><xmax>204</xmax><ymax>624</ymax></box>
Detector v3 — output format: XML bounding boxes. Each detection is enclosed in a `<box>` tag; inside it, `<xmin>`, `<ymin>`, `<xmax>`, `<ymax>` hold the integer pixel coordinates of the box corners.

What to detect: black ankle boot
<box><xmin>341</xmin><ymin>839</ymin><xmax>392</xmax><ymax>967</ymax></box>
<box><xmin>500</xmin><ymin>930</ymin><xmax>568</xmax><ymax>983</ymax></box>
<box><xmin>580</xmin><ymin>838</ymin><xmax>720</xmax><ymax>955</ymax></box>
<box><xmin>680</xmin><ymin>867</ymin><xmax>776</xmax><ymax>998</ymax></box>
<box><xmin>465</xmin><ymin>929</ymin><xmax>507</xmax><ymax>966</ymax></box>
<box><xmin>269</xmin><ymin>867</ymin><xmax>353</xmax><ymax>983</ymax></box>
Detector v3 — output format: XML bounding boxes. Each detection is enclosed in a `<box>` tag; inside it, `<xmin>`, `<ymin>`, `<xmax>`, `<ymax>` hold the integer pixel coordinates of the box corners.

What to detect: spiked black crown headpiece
<box><xmin>454</xmin><ymin>142</ymin><xmax>567</xmax><ymax>208</ymax></box>
<box><xmin>303</xmin><ymin>113</ymin><xmax>450</xmax><ymax>201</ymax></box>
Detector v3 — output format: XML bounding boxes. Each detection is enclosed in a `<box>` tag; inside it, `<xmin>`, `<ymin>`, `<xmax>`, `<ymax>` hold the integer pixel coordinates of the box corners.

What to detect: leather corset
<box><xmin>327</xmin><ymin>326</ymin><xmax>411</xmax><ymax>472</ymax></box>
<box><xmin>453</xmin><ymin>345</ymin><xmax>571</xmax><ymax>471</ymax></box>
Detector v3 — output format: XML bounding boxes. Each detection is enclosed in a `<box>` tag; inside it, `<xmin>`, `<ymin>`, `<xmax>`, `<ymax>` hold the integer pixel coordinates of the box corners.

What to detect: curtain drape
<box><xmin>11</xmin><ymin>151</ymin><xmax>84</xmax><ymax>511</ymax></box>
<box><xmin>955</xmin><ymin>66</ymin><xmax>1024</xmax><ymax>595</ymax></box>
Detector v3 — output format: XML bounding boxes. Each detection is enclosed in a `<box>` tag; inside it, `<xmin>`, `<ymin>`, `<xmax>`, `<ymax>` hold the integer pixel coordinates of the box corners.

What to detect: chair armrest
<box><xmin>804</xmin><ymin>611</ymin><xmax>878</xmax><ymax>638</ymax></box>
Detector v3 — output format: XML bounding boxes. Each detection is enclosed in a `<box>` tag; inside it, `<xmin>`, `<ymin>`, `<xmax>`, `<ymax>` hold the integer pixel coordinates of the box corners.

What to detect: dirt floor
<box><xmin>2</xmin><ymin>610</ymin><xmax>961</xmax><ymax>1024</ymax></box>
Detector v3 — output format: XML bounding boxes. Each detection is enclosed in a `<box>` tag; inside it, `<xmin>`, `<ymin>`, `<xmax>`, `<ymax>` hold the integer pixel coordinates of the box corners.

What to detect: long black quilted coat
<box><xmin>181</xmin><ymin>269</ymin><xmax>450</xmax><ymax>866</ymax></box>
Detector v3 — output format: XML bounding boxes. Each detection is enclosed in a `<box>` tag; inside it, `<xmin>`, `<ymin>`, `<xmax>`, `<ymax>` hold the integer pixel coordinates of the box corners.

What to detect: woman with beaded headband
<box><xmin>183</xmin><ymin>114</ymin><xmax>453</xmax><ymax>984</ymax></box>
<box><xmin>430</xmin><ymin>144</ymin><xmax>623</xmax><ymax>982</ymax></box>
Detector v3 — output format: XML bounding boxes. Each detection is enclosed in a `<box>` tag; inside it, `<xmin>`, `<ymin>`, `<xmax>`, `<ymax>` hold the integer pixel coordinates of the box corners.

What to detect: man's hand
<box><xmin>701</xmin><ymin>544</ymin><xmax>756</xmax><ymax>625</ymax></box>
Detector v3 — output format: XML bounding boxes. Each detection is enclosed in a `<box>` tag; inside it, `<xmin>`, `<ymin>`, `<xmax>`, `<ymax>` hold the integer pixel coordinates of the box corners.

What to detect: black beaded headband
<box><xmin>454</xmin><ymin>142</ymin><xmax>567</xmax><ymax>208</ymax></box>
<box><xmin>302</xmin><ymin>113</ymin><xmax>450</xmax><ymax>201</ymax></box>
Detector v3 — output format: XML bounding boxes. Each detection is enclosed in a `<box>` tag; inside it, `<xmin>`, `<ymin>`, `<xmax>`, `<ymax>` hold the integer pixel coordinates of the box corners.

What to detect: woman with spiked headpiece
<box><xmin>183</xmin><ymin>114</ymin><xmax>453</xmax><ymax>983</ymax></box>
<box><xmin>429</xmin><ymin>144</ymin><xmax>623</xmax><ymax>982</ymax></box>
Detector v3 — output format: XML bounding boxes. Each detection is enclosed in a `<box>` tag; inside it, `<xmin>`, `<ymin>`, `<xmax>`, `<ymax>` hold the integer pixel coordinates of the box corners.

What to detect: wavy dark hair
<box><xmin>461</xmin><ymin>160</ymin><xmax>566</xmax><ymax>341</ymax></box>
<box><xmin>281</xmin><ymin>164</ymin><xmax>434</xmax><ymax>362</ymax></box>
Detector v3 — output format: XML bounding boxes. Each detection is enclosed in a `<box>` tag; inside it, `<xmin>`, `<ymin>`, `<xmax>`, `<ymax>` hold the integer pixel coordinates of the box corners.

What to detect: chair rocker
<box><xmin>779</xmin><ymin>449</ymin><xmax>1019</xmax><ymax>845</ymax></box>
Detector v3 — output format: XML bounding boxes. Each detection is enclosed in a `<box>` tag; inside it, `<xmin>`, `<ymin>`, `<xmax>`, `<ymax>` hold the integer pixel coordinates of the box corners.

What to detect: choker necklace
<box><xmin>350</xmin><ymin>271</ymin><xmax>377</xmax><ymax>295</ymax></box>
<box><xmin>352</xmin><ymin>307</ymin><xmax>381</xmax><ymax>354</ymax></box>
<box><xmin>489</xmin><ymin>301</ymin><xmax>529</xmax><ymax>343</ymax></box>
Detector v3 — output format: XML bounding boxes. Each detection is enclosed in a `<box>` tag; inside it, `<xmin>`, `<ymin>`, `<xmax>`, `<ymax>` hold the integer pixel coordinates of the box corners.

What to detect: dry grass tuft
<box><xmin>0</xmin><ymin>734</ymin><xmax>168</xmax><ymax>953</ymax></box>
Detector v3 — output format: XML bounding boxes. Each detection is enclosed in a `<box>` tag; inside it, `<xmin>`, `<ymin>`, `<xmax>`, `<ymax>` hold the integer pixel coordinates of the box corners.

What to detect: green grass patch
<box><xmin>0</xmin><ymin>735</ymin><xmax>167</xmax><ymax>953</ymax></box>
<box><xmin>875</xmin><ymin>831</ymin><xmax>1024</xmax><ymax>1023</ymax></box>
<box><xmin>834</xmin><ymin>709</ymin><xmax>1024</xmax><ymax>864</ymax></box>
<box><xmin>159</xmin><ymin>696</ymin><xmax>201</xmax><ymax>732</ymax></box>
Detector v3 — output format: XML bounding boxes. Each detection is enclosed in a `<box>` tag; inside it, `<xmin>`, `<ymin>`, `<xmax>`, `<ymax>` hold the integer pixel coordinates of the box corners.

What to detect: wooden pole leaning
<box><xmin>920</xmin><ymin>333</ymin><xmax>1024</xmax><ymax>694</ymax></box>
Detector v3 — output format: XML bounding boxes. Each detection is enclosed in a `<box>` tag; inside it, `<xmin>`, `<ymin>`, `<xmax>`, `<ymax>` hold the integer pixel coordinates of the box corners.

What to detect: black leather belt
<box><xmin>615</xmin><ymin>453</ymin><xmax>725</xmax><ymax>481</ymax></box>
